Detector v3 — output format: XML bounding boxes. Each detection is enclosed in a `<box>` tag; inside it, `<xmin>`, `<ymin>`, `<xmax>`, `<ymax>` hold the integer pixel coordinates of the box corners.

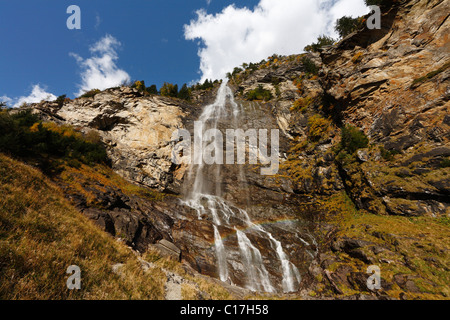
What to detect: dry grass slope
<box><xmin>0</xmin><ymin>153</ymin><xmax>232</xmax><ymax>300</ymax></box>
<box><xmin>0</xmin><ymin>153</ymin><xmax>169</xmax><ymax>299</ymax></box>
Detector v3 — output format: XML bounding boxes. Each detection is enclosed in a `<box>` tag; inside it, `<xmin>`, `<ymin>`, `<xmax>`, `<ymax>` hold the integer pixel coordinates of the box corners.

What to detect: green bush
<box><xmin>335</xmin><ymin>16</ymin><xmax>364</xmax><ymax>38</ymax></box>
<box><xmin>146</xmin><ymin>84</ymin><xmax>158</xmax><ymax>95</ymax></box>
<box><xmin>246</xmin><ymin>85</ymin><xmax>273</xmax><ymax>101</ymax></box>
<box><xmin>177</xmin><ymin>84</ymin><xmax>192</xmax><ymax>101</ymax></box>
<box><xmin>304</xmin><ymin>35</ymin><xmax>336</xmax><ymax>52</ymax></box>
<box><xmin>339</xmin><ymin>124</ymin><xmax>369</xmax><ymax>154</ymax></box>
<box><xmin>0</xmin><ymin>110</ymin><xmax>108</xmax><ymax>169</ymax></box>
<box><xmin>379</xmin><ymin>146</ymin><xmax>399</xmax><ymax>161</ymax></box>
<box><xmin>302</xmin><ymin>57</ymin><xmax>319</xmax><ymax>75</ymax></box>
<box><xmin>80</xmin><ymin>89</ymin><xmax>101</xmax><ymax>99</ymax></box>
<box><xmin>160</xmin><ymin>82</ymin><xmax>178</xmax><ymax>98</ymax></box>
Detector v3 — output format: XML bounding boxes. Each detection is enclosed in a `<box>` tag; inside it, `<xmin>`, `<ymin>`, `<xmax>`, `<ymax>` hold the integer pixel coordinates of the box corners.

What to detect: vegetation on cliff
<box><xmin>0</xmin><ymin>110</ymin><xmax>107</xmax><ymax>174</ymax></box>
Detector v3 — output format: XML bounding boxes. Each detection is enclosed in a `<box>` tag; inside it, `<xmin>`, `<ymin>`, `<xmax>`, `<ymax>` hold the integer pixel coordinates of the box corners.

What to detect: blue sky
<box><xmin>0</xmin><ymin>0</ymin><xmax>368</xmax><ymax>106</ymax></box>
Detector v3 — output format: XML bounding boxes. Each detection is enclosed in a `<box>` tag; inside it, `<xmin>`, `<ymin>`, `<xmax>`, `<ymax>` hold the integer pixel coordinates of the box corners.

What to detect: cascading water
<box><xmin>181</xmin><ymin>80</ymin><xmax>301</xmax><ymax>293</ymax></box>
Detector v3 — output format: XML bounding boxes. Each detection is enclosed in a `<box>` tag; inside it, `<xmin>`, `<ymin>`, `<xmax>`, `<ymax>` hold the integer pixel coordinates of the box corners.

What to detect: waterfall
<box><xmin>181</xmin><ymin>80</ymin><xmax>301</xmax><ymax>293</ymax></box>
<box><xmin>236</xmin><ymin>229</ymin><xmax>274</xmax><ymax>293</ymax></box>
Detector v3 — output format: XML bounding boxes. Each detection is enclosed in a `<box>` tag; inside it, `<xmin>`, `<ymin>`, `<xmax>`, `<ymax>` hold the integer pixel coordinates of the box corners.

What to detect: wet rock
<box><xmin>109</xmin><ymin>210</ymin><xmax>163</xmax><ymax>252</ymax></box>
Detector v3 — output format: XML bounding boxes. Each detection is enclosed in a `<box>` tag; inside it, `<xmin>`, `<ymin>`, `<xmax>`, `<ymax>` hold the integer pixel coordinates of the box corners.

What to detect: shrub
<box><xmin>440</xmin><ymin>158</ymin><xmax>450</xmax><ymax>168</ymax></box>
<box><xmin>56</xmin><ymin>94</ymin><xmax>67</xmax><ymax>107</ymax></box>
<box><xmin>379</xmin><ymin>146</ymin><xmax>399</xmax><ymax>161</ymax></box>
<box><xmin>80</xmin><ymin>89</ymin><xmax>101</xmax><ymax>99</ymax></box>
<box><xmin>339</xmin><ymin>124</ymin><xmax>369</xmax><ymax>154</ymax></box>
<box><xmin>335</xmin><ymin>16</ymin><xmax>364</xmax><ymax>38</ymax></box>
<box><xmin>160</xmin><ymin>82</ymin><xmax>178</xmax><ymax>98</ymax></box>
<box><xmin>146</xmin><ymin>84</ymin><xmax>158</xmax><ymax>95</ymax></box>
<box><xmin>302</xmin><ymin>57</ymin><xmax>319</xmax><ymax>76</ymax></box>
<box><xmin>307</xmin><ymin>114</ymin><xmax>331</xmax><ymax>142</ymax></box>
<box><xmin>246</xmin><ymin>85</ymin><xmax>273</xmax><ymax>101</ymax></box>
<box><xmin>304</xmin><ymin>35</ymin><xmax>336</xmax><ymax>52</ymax></box>
<box><xmin>246</xmin><ymin>62</ymin><xmax>259</xmax><ymax>72</ymax></box>
<box><xmin>177</xmin><ymin>83</ymin><xmax>192</xmax><ymax>101</ymax></box>
<box><xmin>232</xmin><ymin>67</ymin><xmax>243</xmax><ymax>75</ymax></box>
<box><xmin>66</xmin><ymin>158</ymin><xmax>82</xmax><ymax>169</ymax></box>
<box><xmin>291</xmin><ymin>96</ymin><xmax>314</xmax><ymax>113</ymax></box>
<box><xmin>131</xmin><ymin>80</ymin><xmax>146</xmax><ymax>92</ymax></box>
<box><xmin>0</xmin><ymin>110</ymin><xmax>108</xmax><ymax>168</ymax></box>
<box><xmin>84</xmin><ymin>129</ymin><xmax>102</xmax><ymax>145</ymax></box>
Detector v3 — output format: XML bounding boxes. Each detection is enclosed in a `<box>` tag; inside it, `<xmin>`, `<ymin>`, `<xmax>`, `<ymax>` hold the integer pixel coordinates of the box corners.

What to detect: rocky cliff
<box><xmin>31</xmin><ymin>86</ymin><xmax>195</xmax><ymax>192</ymax></box>
<box><xmin>20</xmin><ymin>0</ymin><xmax>449</xmax><ymax>299</ymax></box>
<box><xmin>229</xmin><ymin>0</ymin><xmax>449</xmax><ymax>218</ymax></box>
<box><xmin>320</xmin><ymin>0</ymin><xmax>449</xmax><ymax>217</ymax></box>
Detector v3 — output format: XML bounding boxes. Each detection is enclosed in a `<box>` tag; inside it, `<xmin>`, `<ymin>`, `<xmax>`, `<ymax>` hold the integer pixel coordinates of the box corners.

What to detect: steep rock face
<box><xmin>319</xmin><ymin>0</ymin><xmax>449</xmax><ymax>217</ymax></box>
<box><xmin>34</xmin><ymin>87</ymin><xmax>192</xmax><ymax>192</ymax></box>
<box><xmin>321</xmin><ymin>0</ymin><xmax>449</xmax><ymax>145</ymax></box>
<box><xmin>233</xmin><ymin>0</ymin><xmax>449</xmax><ymax>217</ymax></box>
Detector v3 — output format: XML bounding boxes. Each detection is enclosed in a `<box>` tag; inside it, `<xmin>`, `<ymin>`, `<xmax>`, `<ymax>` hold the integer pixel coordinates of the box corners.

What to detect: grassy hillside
<box><xmin>0</xmin><ymin>153</ymin><xmax>166</xmax><ymax>299</ymax></box>
<box><xmin>0</xmin><ymin>153</ymin><xmax>232</xmax><ymax>300</ymax></box>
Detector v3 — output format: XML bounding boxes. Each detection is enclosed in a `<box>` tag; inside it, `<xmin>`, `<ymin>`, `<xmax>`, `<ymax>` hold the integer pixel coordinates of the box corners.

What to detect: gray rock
<box><xmin>151</xmin><ymin>239</ymin><xmax>181</xmax><ymax>261</ymax></box>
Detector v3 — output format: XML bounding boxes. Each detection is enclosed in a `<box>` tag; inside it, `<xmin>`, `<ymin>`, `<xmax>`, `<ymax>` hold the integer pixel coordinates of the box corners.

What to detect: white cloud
<box><xmin>11</xmin><ymin>85</ymin><xmax>57</xmax><ymax>108</ymax></box>
<box><xmin>324</xmin><ymin>0</ymin><xmax>369</xmax><ymax>34</ymax></box>
<box><xmin>71</xmin><ymin>34</ymin><xmax>131</xmax><ymax>97</ymax></box>
<box><xmin>184</xmin><ymin>0</ymin><xmax>369</xmax><ymax>82</ymax></box>
<box><xmin>0</xmin><ymin>95</ymin><xmax>12</xmax><ymax>106</ymax></box>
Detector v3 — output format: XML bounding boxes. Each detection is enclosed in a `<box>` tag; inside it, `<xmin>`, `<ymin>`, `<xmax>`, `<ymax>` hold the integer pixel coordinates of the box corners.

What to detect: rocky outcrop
<box><xmin>231</xmin><ymin>0</ymin><xmax>449</xmax><ymax>217</ymax></box>
<box><xmin>318</xmin><ymin>0</ymin><xmax>449</xmax><ymax>217</ymax></box>
<box><xmin>32</xmin><ymin>87</ymin><xmax>193</xmax><ymax>192</ymax></box>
